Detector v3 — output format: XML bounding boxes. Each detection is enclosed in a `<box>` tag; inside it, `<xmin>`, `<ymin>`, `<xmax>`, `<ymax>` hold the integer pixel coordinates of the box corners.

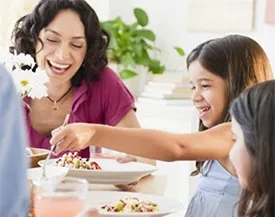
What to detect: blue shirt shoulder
<box><xmin>0</xmin><ymin>66</ymin><xmax>29</xmax><ymax>217</ymax></box>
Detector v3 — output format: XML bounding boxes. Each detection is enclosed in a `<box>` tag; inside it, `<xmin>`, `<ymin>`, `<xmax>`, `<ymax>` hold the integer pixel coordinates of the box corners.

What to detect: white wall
<box><xmin>2</xmin><ymin>0</ymin><xmax>274</xmax><ymax>72</ymax></box>
<box><xmin>103</xmin><ymin>0</ymin><xmax>275</xmax><ymax>74</ymax></box>
<box><xmin>87</xmin><ymin>0</ymin><xmax>110</xmax><ymax>21</ymax></box>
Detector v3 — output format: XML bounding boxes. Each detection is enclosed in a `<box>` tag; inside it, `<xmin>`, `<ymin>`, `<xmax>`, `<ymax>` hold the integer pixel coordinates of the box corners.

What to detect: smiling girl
<box><xmin>51</xmin><ymin>35</ymin><xmax>273</xmax><ymax>216</ymax></box>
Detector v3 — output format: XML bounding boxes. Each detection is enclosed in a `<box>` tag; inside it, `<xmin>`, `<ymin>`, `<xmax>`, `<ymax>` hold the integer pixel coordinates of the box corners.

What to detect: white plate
<box><xmin>87</xmin><ymin>191</ymin><xmax>184</xmax><ymax>217</ymax></box>
<box><xmin>38</xmin><ymin>159</ymin><xmax>157</xmax><ymax>185</ymax></box>
<box><xmin>27</xmin><ymin>166</ymin><xmax>68</xmax><ymax>181</ymax></box>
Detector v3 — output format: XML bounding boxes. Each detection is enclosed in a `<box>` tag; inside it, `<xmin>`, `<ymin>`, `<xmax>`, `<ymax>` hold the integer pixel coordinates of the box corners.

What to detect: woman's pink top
<box><xmin>24</xmin><ymin>67</ymin><xmax>136</xmax><ymax>158</ymax></box>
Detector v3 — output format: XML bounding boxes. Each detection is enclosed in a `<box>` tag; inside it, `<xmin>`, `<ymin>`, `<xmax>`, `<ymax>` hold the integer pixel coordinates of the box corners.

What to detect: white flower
<box><xmin>12</xmin><ymin>52</ymin><xmax>36</xmax><ymax>69</ymax></box>
<box><xmin>10</xmin><ymin>68</ymin><xmax>33</xmax><ymax>95</ymax></box>
<box><xmin>28</xmin><ymin>68</ymin><xmax>49</xmax><ymax>99</ymax></box>
<box><xmin>0</xmin><ymin>47</ymin><xmax>49</xmax><ymax>100</ymax></box>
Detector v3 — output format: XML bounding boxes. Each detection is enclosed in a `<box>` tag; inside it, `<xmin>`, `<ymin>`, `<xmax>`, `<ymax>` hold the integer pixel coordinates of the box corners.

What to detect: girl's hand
<box><xmin>115</xmin><ymin>154</ymin><xmax>138</xmax><ymax>190</ymax></box>
<box><xmin>50</xmin><ymin>123</ymin><xmax>95</xmax><ymax>154</ymax></box>
<box><xmin>116</xmin><ymin>154</ymin><xmax>137</xmax><ymax>163</ymax></box>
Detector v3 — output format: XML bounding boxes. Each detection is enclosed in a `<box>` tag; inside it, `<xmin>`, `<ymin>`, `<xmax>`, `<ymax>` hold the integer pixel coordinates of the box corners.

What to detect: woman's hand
<box><xmin>50</xmin><ymin>123</ymin><xmax>95</xmax><ymax>154</ymax></box>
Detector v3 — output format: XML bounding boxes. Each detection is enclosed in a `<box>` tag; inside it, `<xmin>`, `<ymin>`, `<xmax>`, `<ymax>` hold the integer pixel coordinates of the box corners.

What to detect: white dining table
<box><xmin>29</xmin><ymin>153</ymin><xmax>190</xmax><ymax>217</ymax></box>
<box><xmin>85</xmin><ymin>171</ymin><xmax>188</xmax><ymax>217</ymax></box>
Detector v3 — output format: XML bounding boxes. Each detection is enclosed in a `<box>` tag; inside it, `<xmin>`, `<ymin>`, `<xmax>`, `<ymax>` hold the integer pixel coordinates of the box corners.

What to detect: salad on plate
<box><xmin>55</xmin><ymin>152</ymin><xmax>102</xmax><ymax>170</ymax></box>
<box><xmin>101</xmin><ymin>197</ymin><xmax>159</xmax><ymax>213</ymax></box>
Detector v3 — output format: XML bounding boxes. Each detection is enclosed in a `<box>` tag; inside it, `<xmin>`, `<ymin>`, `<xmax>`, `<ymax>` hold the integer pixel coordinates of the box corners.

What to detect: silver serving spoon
<box><xmin>40</xmin><ymin>113</ymin><xmax>70</xmax><ymax>180</ymax></box>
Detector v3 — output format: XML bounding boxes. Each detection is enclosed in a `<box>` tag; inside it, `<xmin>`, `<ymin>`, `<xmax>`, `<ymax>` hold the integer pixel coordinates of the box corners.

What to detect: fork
<box><xmin>40</xmin><ymin>113</ymin><xmax>70</xmax><ymax>180</ymax></box>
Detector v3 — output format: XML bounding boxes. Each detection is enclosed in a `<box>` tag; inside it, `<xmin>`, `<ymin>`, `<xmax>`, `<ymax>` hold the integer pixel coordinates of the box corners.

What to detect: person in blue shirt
<box><xmin>0</xmin><ymin>65</ymin><xmax>29</xmax><ymax>217</ymax></box>
<box><xmin>0</xmin><ymin>64</ymin><xmax>100</xmax><ymax>217</ymax></box>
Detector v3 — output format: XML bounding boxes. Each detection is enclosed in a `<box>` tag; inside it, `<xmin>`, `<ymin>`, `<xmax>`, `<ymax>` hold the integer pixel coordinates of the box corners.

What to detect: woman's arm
<box><xmin>115</xmin><ymin>110</ymin><xmax>156</xmax><ymax>165</ymax></box>
<box><xmin>52</xmin><ymin>122</ymin><xmax>233</xmax><ymax>161</ymax></box>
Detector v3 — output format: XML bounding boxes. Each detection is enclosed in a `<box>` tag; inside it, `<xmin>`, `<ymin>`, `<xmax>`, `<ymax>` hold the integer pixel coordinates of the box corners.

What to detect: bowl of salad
<box><xmin>27</xmin><ymin>147</ymin><xmax>50</xmax><ymax>168</ymax></box>
<box><xmin>38</xmin><ymin>152</ymin><xmax>158</xmax><ymax>185</ymax></box>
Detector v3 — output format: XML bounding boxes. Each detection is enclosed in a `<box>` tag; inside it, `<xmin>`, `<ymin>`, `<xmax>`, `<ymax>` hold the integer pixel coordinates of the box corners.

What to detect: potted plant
<box><xmin>101</xmin><ymin>8</ymin><xmax>165</xmax><ymax>80</ymax></box>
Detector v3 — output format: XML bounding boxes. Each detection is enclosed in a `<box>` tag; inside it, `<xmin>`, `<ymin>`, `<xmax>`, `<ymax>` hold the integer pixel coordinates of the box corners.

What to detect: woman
<box><xmin>51</xmin><ymin>35</ymin><xmax>273</xmax><ymax>216</ymax></box>
<box><xmin>11</xmin><ymin>0</ymin><xmax>154</xmax><ymax>164</ymax></box>
<box><xmin>230</xmin><ymin>80</ymin><xmax>274</xmax><ymax>217</ymax></box>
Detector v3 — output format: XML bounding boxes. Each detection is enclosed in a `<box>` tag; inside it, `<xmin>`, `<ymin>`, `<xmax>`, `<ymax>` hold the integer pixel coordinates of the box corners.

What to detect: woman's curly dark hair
<box><xmin>11</xmin><ymin>0</ymin><xmax>110</xmax><ymax>86</ymax></box>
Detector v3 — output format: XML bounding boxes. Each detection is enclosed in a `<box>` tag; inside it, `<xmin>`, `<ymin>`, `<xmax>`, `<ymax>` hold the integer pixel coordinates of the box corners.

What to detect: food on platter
<box><xmin>101</xmin><ymin>197</ymin><xmax>158</xmax><ymax>213</ymax></box>
<box><xmin>55</xmin><ymin>152</ymin><xmax>102</xmax><ymax>170</ymax></box>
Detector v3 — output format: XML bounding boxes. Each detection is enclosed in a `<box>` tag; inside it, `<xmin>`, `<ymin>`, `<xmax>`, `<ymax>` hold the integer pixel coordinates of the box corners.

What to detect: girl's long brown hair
<box><xmin>186</xmin><ymin>35</ymin><xmax>273</xmax><ymax>176</ymax></box>
<box><xmin>231</xmin><ymin>80</ymin><xmax>275</xmax><ymax>217</ymax></box>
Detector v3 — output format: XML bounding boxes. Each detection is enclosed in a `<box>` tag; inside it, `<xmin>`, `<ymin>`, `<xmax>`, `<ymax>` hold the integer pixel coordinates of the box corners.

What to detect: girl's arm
<box><xmin>52</xmin><ymin>122</ymin><xmax>232</xmax><ymax>161</ymax></box>
<box><xmin>91</xmin><ymin>122</ymin><xmax>232</xmax><ymax>161</ymax></box>
<box><xmin>115</xmin><ymin>110</ymin><xmax>156</xmax><ymax>165</ymax></box>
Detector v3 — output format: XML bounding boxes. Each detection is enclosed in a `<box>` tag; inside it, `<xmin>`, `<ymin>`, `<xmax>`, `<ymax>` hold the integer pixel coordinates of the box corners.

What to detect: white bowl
<box><xmin>27</xmin><ymin>166</ymin><xmax>68</xmax><ymax>182</ymax></box>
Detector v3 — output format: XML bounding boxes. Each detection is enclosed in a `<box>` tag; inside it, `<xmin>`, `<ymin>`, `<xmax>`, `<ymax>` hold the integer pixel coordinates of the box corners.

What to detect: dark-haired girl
<box><xmin>230</xmin><ymin>80</ymin><xmax>274</xmax><ymax>217</ymax></box>
<box><xmin>52</xmin><ymin>35</ymin><xmax>273</xmax><ymax>216</ymax></box>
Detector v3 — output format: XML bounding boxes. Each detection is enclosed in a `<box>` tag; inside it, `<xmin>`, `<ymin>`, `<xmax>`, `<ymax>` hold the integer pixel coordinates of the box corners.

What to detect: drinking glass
<box><xmin>34</xmin><ymin>177</ymin><xmax>88</xmax><ymax>217</ymax></box>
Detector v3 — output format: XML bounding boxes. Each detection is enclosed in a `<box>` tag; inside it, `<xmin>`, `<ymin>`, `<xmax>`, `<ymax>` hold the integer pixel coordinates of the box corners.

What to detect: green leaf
<box><xmin>100</xmin><ymin>8</ymin><xmax>166</xmax><ymax>76</ymax></box>
<box><xmin>135</xmin><ymin>50</ymin><xmax>150</xmax><ymax>65</ymax></box>
<box><xmin>129</xmin><ymin>23</ymin><xmax>139</xmax><ymax>33</ymax></box>
<box><xmin>154</xmin><ymin>65</ymin><xmax>165</xmax><ymax>74</ymax></box>
<box><xmin>104</xmin><ymin>29</ymin><xmax>118</xmax><ymax>49</ymax></box>
<box><xmin>136</xmin><ymin>30</ymin><xmax>156</xmax><ymax>41</ymax></box>
<box><xmin>151</xmin><ymin>65</ymin><xmax>165</xmax><ymax>74</ymax></box>
<box><xmin>134</xmin><ymin>8</ymin><xmax>148</xmax><ymax>27</ymax></box>
<box><xmin>131</xmin><ymin>44</ymin><xmax>143</xmax><ymax>57</ymax></box>
<box><xmin>119</xmin><ymin>69</ymin><xmax>138</xmax><ymax>79</ymax></box>
<box><xmin>121</xmin><ymin>53</ymin><xmax>135</xmax><ymax>68</ymax></box>
<box><xmin>174</xmin><ymin>47</ymin><xmax>185</xmax><ymax>56</ymax></box>
<box><xmin>148</xmin><ymin>60</ymin><xmax>166</xmax><ymax>74</ymax></box>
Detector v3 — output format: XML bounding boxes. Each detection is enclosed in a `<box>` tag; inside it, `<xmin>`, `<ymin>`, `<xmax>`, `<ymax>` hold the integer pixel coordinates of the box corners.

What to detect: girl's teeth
<box><xmin>200</xmin><ymin>107</ymin><xmax>210</xmax><ymax>113</ymax></box>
